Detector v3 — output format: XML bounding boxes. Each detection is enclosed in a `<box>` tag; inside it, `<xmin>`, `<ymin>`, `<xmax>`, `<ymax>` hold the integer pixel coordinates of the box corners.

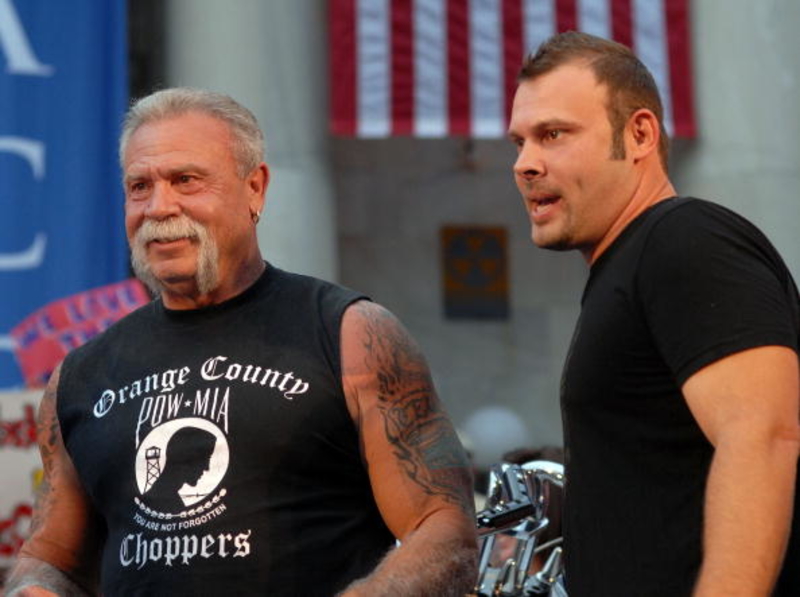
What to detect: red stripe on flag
<box><xmin>502</xmin><ymin>0</ymin><xmax>524</xmax><ymax>127</ymax></box>
<box><xmin>555</xmin><ymin>0</ymin><xmax>577</xmax><ymax>33</ymax></box>
<box><xmin>610</xmin><ymin>0</ymin><xmax>633</xmax><ymax>48</ymax></box>
<box><xmin>447</xmin><ymin>0</ymin><xmax>471</xmax><ymax>136</ymax></box>
<box><xmin>330</xmin><ymin>0</ymin><xmax>357</xmax><ymax>135</ymax></box>
<box><xmin>391</xmin><ymin>0</ymin><xmax>414</xmax><ymax>135</ymax></box>
<box><xmin>665</xmin><ymin>0</ymin><xmax>696</xmax><ymax>137</ymax></box>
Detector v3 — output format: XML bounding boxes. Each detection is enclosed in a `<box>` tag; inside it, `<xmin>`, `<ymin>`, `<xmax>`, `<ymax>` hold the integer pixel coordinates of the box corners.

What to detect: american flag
<box><xmin>330</xmin><ymin>0</ymin><xmax>695</xmax><ymax>138</ymax></box>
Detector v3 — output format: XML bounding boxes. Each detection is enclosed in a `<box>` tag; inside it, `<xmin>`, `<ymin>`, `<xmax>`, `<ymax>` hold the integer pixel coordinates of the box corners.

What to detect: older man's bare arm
<box><xmin>338</xmin><ymin>301</ymin><xmax>478</xmax><ymax>597</ymax></box>
<box><xmin>5</xmin><ymin>366</ymin><xmax>104</xmax><ymax>596</ymax></box>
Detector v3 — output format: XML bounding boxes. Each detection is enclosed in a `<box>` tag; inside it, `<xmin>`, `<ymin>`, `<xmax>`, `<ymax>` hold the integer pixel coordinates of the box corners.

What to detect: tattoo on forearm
<box><xmin>29</xmin><ymin>369</ymin><xmax>61</xmax><ymax>536</ymax></box>
<box><xmin>5</xmin><ymin>558</ymin><xmax>92</xmax><ymax>597</ymax></box>
<box><xmin>356</xmin><ymin>304</ymin><xmax>473</xmax><ymax>512</ymax></box>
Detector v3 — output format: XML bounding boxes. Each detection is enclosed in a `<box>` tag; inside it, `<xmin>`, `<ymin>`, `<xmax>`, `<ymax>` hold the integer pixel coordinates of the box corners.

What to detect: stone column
<box><xmin>673</xmin><ymin>0</ymin><xmax>800</xmax><ymax>275</ymax></box>
<box><xmin>164</xmin><ymin>0</ymin><xmax>338</xmax><ymax>280</ymax></box>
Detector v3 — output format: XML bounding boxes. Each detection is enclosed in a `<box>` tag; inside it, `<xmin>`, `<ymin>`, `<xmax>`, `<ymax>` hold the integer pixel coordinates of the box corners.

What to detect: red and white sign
<box><xmin>0</xmin><ymin>390</ymin><xmax>41</xmax><ymax>567</ymax></box>
<box><xmin>10</xmin><ymin>279</ymin><xmax>150</xmax><ymax>388</ymax></box>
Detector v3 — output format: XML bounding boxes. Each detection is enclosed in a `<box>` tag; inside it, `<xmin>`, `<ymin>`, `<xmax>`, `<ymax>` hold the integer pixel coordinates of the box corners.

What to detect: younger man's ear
<box><xmin>628</xmin><ymin>109</ymin><xmax>660</xmax><ymax>160</ymax></box>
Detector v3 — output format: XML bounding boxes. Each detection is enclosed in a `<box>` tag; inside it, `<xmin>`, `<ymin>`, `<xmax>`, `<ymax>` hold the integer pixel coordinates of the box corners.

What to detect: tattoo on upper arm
<box><xmin>354</xmin><ymin>303</ymin><xmax>473</xmax><ymax>512</ymax></box>
<box><xmin>29</xmin><ymin>368</ymin><xmax>62</xmax><ymax>536</ymax></box>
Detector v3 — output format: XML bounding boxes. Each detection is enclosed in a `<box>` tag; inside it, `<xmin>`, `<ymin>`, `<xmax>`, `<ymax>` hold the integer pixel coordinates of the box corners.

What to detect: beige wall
<box><xmin>334</xmin><ymin>136</ymin><xmax>580</xmax><ymax>457</ymax></box>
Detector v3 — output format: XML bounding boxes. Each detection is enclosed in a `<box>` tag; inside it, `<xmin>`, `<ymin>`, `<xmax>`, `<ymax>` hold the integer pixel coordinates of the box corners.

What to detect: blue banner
<box><xmin>0</xmin><ymin>0</ymin><xmax>129</xmax><ymax>388</ymax></box>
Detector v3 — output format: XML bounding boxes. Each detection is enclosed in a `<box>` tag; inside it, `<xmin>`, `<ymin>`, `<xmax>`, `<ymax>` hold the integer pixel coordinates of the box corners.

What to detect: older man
<box><xmin>6</xmin><ymin>88</ymin><xmax>477</xmax><ymax>596</ymax></box>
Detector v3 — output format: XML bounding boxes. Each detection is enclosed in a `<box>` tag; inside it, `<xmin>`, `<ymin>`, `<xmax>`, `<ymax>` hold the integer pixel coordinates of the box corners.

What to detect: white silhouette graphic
<box><xmin>135</xmin><ymin>417</ymin><xmax>229</xmax><ymax>512</ymax></box>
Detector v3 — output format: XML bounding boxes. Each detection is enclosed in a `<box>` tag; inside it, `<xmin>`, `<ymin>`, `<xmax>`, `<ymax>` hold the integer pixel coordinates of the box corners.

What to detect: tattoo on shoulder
<box><xmin>354</xmin><ymin>303</ymin><xmax>473</xmax><ymax>512</ymax></box>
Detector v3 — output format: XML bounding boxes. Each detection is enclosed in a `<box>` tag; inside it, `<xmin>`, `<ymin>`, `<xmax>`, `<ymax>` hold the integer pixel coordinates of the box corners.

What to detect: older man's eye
<box><xmin>174</xmin><ymin>174</ymin><xmax>205</xmax><ymax>191</ymax></box>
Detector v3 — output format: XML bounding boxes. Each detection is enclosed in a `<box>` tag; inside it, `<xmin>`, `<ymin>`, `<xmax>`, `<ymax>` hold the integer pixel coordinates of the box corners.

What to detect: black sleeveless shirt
<box><xmin>58</xmin><ymin>265</ymin><xmax>394</xmax><ymax>596</ymax></box>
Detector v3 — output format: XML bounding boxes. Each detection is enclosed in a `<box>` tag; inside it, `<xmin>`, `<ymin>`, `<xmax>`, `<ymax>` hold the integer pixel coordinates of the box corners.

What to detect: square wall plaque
<box><xmin>441</xmin><ymin>226</ymin><xmax>509</xmax><ymax>320</ymax></box>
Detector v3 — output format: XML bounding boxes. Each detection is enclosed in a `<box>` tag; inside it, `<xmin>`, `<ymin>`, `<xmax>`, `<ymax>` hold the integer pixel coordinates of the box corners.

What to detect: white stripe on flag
<box><xmin>578</xmin><ymin>0</ymin><xmax>612</xmax><ymax>39</ymax></box>
<box><xmin>469</xmin><ymin>0</ymin><xmax>504</xmax><ymax>137</ymax></box>
<box><xmin>357</xmin><ymin>0</ymin><xmax>391</xmax><ymax>137</ymax></box>
<box><xmin>414</xmin><ymin>0</ymin><xmax>447</xmax><ymax>137</ymax></box>
<box><xmin>632</xmin><ymin>0</ymin><xmax>674</xmax><ymax>135</ymax></box>
<box><xmin>522</xmin><ymin>0</ymin><xmax>555</xmax><ymax>55</ymax></box>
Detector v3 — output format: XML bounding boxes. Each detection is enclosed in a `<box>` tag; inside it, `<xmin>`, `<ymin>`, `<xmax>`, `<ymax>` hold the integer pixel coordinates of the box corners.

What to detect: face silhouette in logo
<box><xmin>145</xmin><ymin>426</ymin><xmax>217</xmax><ymax>513</ymax></box>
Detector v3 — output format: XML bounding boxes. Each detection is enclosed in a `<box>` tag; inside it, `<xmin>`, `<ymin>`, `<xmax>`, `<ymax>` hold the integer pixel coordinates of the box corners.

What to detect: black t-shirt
<box><xmin>58</xmin><ymin>264</ymin><xmax>395</xmax><ymax>596</ymax></box>
<box><xmin>561</xmin><ymin>198</ymin><xmax>800</xmax><ymax>596</ymax></box>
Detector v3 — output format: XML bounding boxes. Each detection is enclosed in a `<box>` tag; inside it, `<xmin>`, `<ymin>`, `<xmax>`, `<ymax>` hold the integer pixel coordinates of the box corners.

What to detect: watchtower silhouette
<box><xmin>144</xmin><ymin>446</ymin><xmax>162</xmax><ymax>492</ymax></box>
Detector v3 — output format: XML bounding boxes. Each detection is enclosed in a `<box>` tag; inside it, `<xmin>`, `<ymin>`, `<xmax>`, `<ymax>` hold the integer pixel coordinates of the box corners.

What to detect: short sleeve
<box><xmin>636</xmin><ymin>201</ymin><xmax>799</xmax><ymax>386</ymax></box>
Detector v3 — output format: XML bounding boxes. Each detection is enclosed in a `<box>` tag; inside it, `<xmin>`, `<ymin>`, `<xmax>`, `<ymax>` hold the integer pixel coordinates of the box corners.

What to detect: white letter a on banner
<box><xmin>0</xmin><ymin>0</ymin><xmax>54</xmax><ymax>77</ymax></box>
